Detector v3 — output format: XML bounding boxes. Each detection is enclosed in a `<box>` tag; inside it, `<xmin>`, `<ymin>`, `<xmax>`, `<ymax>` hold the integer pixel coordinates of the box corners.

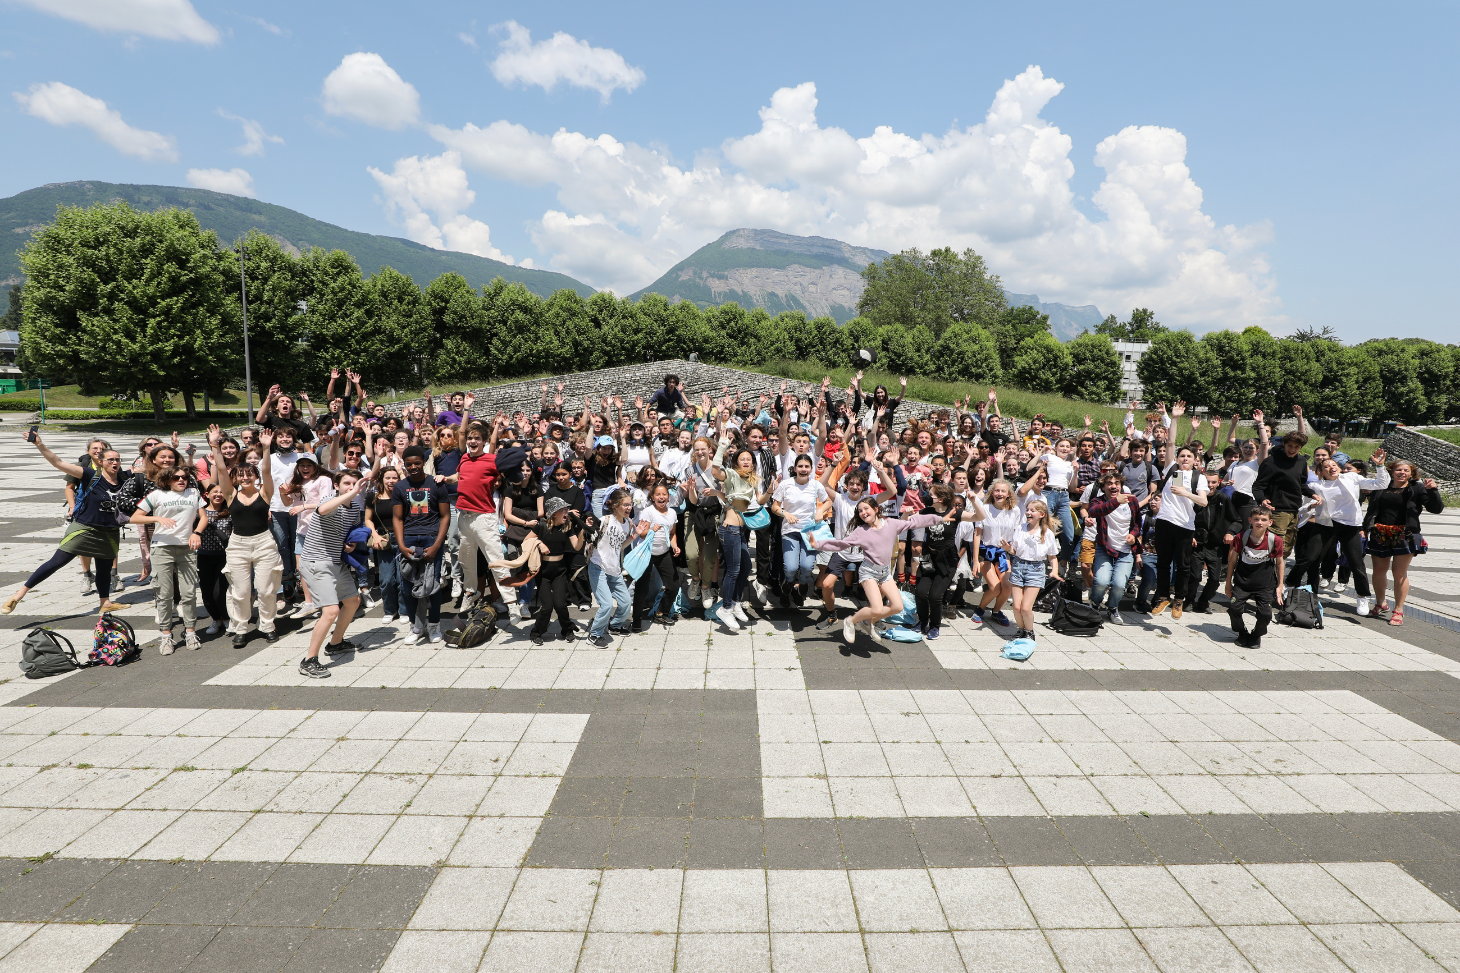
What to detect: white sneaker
<box><xmin>297</xmin><ymin>602</ymin><xmax>316</xmax><ymax>617</ymax></box>
<box><xmin>361</xmin><ymin>589</ymin><xmax>378</xmax><ymax>608</ymax></box>
<box><xmin>715</xmin><ymin>604</ymin><xmax>740</xmax><ymax>631</ymax></box>
<box><xmin>751</xmin><ymin>580</ymin><xmax>768</xmax><ymax>604</ymax></box>
<box><xmin>843</xmin><ymin>618</ymin><xmax>857</xmax><ymax>644</ymax></box>
<box><xmin>873</xmin><ymin>621</ymin><xmax>893</xmax><ymax>639</ymax></box>
<box><xmin>204</xmin><ymin>620</ymin><xmax>223</xmax><ymax>636</ymax></box>
<box><xmin>731</xmin><ymin>602</ymin><xmax>750</xmax><ymax>624</ymax></box>
<box><xmin>1318</xmin><ymin>578</ymin><xmax>1329</xmax><ymax>590</ymax></box>
<box><xmin>405</xmin><ymin>623</ymin><xmax>426</xmax><ymax>646</ymax></box>
<box><xmin>1356</xmin><ymin>596</ymin><xmax>1371</xmax><ymax>617</ymax></box>
<box><xmin>427</xmin><ymin>623</ymin><xmax>443</xmax><ymax>644</ymax></box>
<box><xmin>702</xmin><ymin>588</ymin><xmax>716</xmax><ymax>610</ymax></box>
<box><xmin>1109</xmin><ymin>609</ymin><xmax>1124</xmax><ymax>626</ymax></box>
<box><xmin>517</xmin><ymin>603</ymin><xmax>534</xmax><ymax>620</ymax></box>
<box><xmin>815</xmin><ymin>614</ymin><xmax>838</xmax><ymax>632</ymax></box>
<box><xmin>158</xmin><ymin>634</ymin><xmax>174</xmax><ymax>656</ymax></box>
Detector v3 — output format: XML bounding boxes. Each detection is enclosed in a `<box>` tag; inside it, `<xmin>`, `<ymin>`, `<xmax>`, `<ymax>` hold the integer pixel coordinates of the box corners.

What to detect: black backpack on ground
<box><xmin>1048</xmin><ymin>594</ymin><xmax>1105</xmax><ymax>636</ymax></box>
<box><xmin>447</xmin><ymin>606</ymin><xmax>499</xmax><ymax>648</ymax></box>
<box><xmin>1277</xmin><ymin>584</ymin><xmax>1324</xmax><ymax>629</ymax></box>
<box><xmin>20</xmin><ymin>629</ymin><xmax>83</xmax><ymax>679</ymax></box>
<box><xmin>1034</xmin><ymin>577</ymin><xmax>1062</xmax><ymax>613</ymax></box>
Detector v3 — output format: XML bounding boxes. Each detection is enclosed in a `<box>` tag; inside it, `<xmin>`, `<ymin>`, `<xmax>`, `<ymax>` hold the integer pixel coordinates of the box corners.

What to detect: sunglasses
<box><xmin>169</xmin><ymin>474</ymin><xmax>189</xmax><ymax>482</ymax></box>
<box><xmin>347</xmin><ymin>450</ymin><xmax>363</xmax><ymax>456</ymax></box>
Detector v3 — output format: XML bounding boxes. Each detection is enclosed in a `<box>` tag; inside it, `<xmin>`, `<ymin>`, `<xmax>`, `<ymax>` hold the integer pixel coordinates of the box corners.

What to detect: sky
<box><xmin>2</xmin><ymin>0</ymin><xmax>1457</xmax><ymax>341</ymax></box>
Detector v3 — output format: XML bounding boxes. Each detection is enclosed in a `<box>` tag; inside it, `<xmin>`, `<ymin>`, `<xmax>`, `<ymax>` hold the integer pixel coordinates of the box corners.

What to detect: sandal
<box><xmin>1389</xmin><ymin>609</ymin><xmax>1405</xmax><ymax>626</ymax></box>
<box><xmin>1375</xmin><ymin>601</ymin><xmax>1391</xmax><ymax>615</ymax></box>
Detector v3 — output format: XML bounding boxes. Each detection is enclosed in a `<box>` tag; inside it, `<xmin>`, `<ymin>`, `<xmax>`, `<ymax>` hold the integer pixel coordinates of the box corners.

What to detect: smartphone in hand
<box><xmin>25</xmin><ymin>425</ymin><xmax>38</xmax><ymax>444</ymax></box>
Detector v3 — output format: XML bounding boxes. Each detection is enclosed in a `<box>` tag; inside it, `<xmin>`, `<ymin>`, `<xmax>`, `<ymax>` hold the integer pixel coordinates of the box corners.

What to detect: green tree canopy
<box><xmin>930</xmin><ymin>322</ymin><xmax>1002</xmax><ymax>383</ymax></box>
<box><xmin>20</xmin><ymin>201</ymin><xmax>239</xmax><ymax>420</ymax></box>
<box><xmin>1095</xmin><ymin>307</ymin><xmax>1168</xmax><ymax>343</ymax></box>
<box><xmin>1009</xmin><ymin>332</ymin><xmax>1073</xmax><ymax>394</ymax></box>
<box><xmin>988</xmin><ymin>304</ymin><xmax>1053</xmax><ymax>374</ymax></box>
<box><xmin>1136</xmin><ymin>330</ymin><xmax>1215</xmax><ymax>407</ymax></box>
<box><xmin>1063</xmin><ymin>332</ymin><xmax>1122</xmax><ymax>403</ymax></box>
<box><xmin>856</xmin><ymin>246</ymin><xmax>1006</xmax><ymax>336</ymax></box>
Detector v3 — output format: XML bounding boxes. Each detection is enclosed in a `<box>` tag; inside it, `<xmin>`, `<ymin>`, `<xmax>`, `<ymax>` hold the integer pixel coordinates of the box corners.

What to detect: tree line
<box><xmin>15</xmin><ymin>202</ymin><xmax>1454</xmax><ymax>424</ymax></box>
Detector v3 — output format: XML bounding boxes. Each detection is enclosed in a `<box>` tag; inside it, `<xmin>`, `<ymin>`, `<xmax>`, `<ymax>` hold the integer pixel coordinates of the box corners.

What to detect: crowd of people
<box><xmin>4</xmin><ymin>367</ymin><xmax>1447</xmax><ymax>675</ymax></box>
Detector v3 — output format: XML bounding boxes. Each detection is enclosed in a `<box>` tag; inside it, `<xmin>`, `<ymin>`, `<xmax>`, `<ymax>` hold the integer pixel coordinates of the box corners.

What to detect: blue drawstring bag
<box><xmin>1001</xmin><ymin>637</ymin><xmax>1035</xmax><ymax>661</ymax></box>
<box><xmin>885</xmin><ymin>602</ymin><xmax>919</xmax><ymax>629</ymax></box>
<box><xmin>622</xmin><ymin>534</ymin><xmax>653</xmax><ymax>581</ymax></box>
<box><xmin>802</xmin><ymin>521</ymin><xmax>833</xmax><ymax>546</ymax></box>
<box><xmin>673</xmin><ymin>588</ymin><xmax>702</xmax><ymax>619</ymax></box>
<box><xmin>882</xmin><ymin>626</ymin><xmax>923</xmax><ymax>642</ymax></box>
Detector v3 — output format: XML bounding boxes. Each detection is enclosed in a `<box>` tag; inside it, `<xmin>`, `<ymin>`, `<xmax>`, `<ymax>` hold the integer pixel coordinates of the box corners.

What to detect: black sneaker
<box><xmin>231</xmin><ymin>633</ymin><xmax>248</xmax><ymax>649</ymax></box>
<box><xmin>1233</xmin><ymin>632</ymin><xmax>1253</xmax><ymax>648</ymax></box>
<box><xmin>530</xmin><ymin>633</ymin><xmax>544</xmax><ymax>646</ymax></box>
<box><xmin>325</xmin><ymin>639</ymin><xmax>358</xmax><ymax>656</ymax></box>
<box><xmin>609</xmin><ymin>626</ymin><xmax>628</xmax><ymax>637</ymax></box>
<box><xmin>263</xmin><ymin>628</ymin><xmax>282</xmax><ymax>642</ymax></box>
<box><xmin>657</xmin><ymin>613</ymin><xmax>678</xmax><ymax>627</ymax></box>
<box><xmin>299</xmin><ymin>656</ymin><xmax>330</xmax><ymax>679</ymax></box>
<box><xmin>561</xmin><ymin>627</ymin><xmax>578</xmax><ymax>644</ymax></box>
<box><xmin>590</xmin><ymin>634</ymin><xmax>614</xmax><ymax>648</ymax></box>
<box><xmin>631</xmin><ymin>620</ymin><xmax>647</xmax><ymax>634</ymax></box>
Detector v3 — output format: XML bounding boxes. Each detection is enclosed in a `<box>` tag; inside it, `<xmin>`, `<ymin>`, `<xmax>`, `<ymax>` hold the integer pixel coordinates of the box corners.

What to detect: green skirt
<box><xmin>58</xmin><ymin>523</ymin><xmax>121</xmax><ymax>559</ymax></box>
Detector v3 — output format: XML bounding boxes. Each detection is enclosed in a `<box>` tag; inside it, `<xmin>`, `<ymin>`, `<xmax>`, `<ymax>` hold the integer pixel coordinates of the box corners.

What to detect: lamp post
<box><xmin>238</xmin><ymin>245</ymin><xmax>255</xmax><ymax>422</ymax></box>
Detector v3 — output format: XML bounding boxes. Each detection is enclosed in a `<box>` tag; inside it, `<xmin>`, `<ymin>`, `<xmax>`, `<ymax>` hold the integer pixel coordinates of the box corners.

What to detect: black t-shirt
<box><xmin>529</xmin><ymin>521</ymin><xmax>581</xmax><ymax>557</ymax></box>
<box><xmin>72</xmin><ymin>466</ymin><xmax>125</xmax><ymax>529</ymax></box>
<box><xmin>505</xmin><ymin>483</ymin><xmax>544</xmax><ymax>527</ymax></box>
<box><xmin>545</xmin><ymin>482</ymin><xmax>586</xmax><ymax>515</ymax></box>
<box><xmin>434</xmin><ymin>449</ymin><xmax>462</xmax><ymax>501</ymax></box>
<box><xmin>980</xmin><ymin>429</ymin><xmax>1011</xmax><ymax>453</ymax></box>
<box><xmin>262</xmin><ymin>413</ymin><xmax>315</xmax><ymax>446</ymax></box>
<box><xmin>391</xmin><ymin>476</ymin><xmax>449</xmax><ymax>543</ymax></box>
<box><xmin>587</xmin><ymin>455</ymin><xmax>619</xmax><ymax>491</ymax></box>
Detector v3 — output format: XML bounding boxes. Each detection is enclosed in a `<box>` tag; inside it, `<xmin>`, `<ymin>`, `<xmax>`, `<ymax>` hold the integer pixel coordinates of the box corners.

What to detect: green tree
<box><xmin>1009</xmin><ymin>332</ymin><xmax>1073</xmax><ymax>394</ymax></box>
<box><xmin>1361</xmin><ymin>339</ymin><xmax>1427</xmax><ymax>423</ymax></box>
<box><xmin>229</xmin><ymin>230</ymin><xmax>306</xmax><ymax>396</ymax></box>
<box><xmin>421</xmin><ymin>273</ymin><xmax>491</xmax><ymax>383</ymax></box>
<box><xmin>1415</xmin><ymin>340</ymin><xmax>1455</xmax><ymax>423</ymax></box>
<box><xmin>988</xmin><ymin>304</ymin><xmax>1053</xmax><ymax>374</ymax></box>
<box><xmin>856</xmin><ymin>246</ymin><xmax>1006</xmax><ymax>336</ymax></box>
<box><xmin>1136</xmin><ymin>330</ymin><xmax>1215</xmax><ymax>407</ymax></box>
<box><xmin>1063</xmin><ymin>332</ymin><xmax>1122</xmax><ymax>402</ymax></box>
<box><xmin>1198</xmin><ymin>330</ymin><xmax>1253</xmax><ymax>415</ymax></box>
<box><xmin>930</xmin><ymin>322</ymin><xmax>1002</xmax><ymax>383</ymax></box>
<box><xmin>0</xmin><ymin>284</ymin><xmax>20</xmax><ymax>331</ymax></box>
<box><xmin>292</xmin><ymin>247</ymin><xmax>372</xmax><ymax>394</ymax></box>
<box><xmin>1240</xmin><ymin>327</ymin><xmax>1285</xmax><ymax>415</ymax></box>
<box><xmin>20</xmin><ymin>202</ymin><xmax>239</xmax><ymax>421</ymax></box>
<box><xmin>365</xmin><ymin>267</ymin><xmax>429</xmax><ymax>389</ymax></box>
<box><xmin>1095</xmin><ymin>308</ymin><xmax>1168</xmax><ymax>342</ymax></box>
<box><xmin>877</xmin><ymin>323</ymin><xmax>935</xmax><ymax>376</ymax></box>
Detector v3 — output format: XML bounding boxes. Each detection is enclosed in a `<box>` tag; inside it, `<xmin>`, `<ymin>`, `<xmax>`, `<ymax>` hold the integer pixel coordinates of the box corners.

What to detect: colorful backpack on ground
<box><xmin>89</xmin><ymin>614</ymin><xmax>138</xmax><ymax>666</ymax></box>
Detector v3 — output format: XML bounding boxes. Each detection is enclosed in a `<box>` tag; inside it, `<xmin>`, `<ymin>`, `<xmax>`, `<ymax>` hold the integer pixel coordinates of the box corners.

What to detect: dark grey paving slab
<box><xmin>764</xmin><ymin>818</ymin><xmax>843</xmax><ymax>868</ymax></box>
<box><xmin>56</xmin><ymin>860</ymin><xmax>186</xmax><ymax>922</ymax></box>
<box><xmin>686</xmin><ymin>817</ymin><xmax>766</xmax><ymax>868</ymax></box>
<box><xmin>1055</xmin><ymin>816</ymin><xmax>1160</xmax><ymax>866</ymax></box>
<box><xmin>319</xmin><ymin>865</ymin><xmax>436</xmax><ymax>930</ymax></box>
<box><xmin>147</xmin><ymin>861</ymin><xmax>277</xmax><ymax>925</ymax></box>
<box><xmin>282</xmin><ymin>928</ymin><xmax>402</xmax><ymax>973</ymax></box>
<box><xmin>1402</xmin><ymin>860</ymin><xmax>1460</xmax><ymax>912</ymax></box>
<box><xmin>1336</xmin><ymin>812</ymin><xmax>1457</xmax><ymax>862</ymax></box>
<box><xmin>89</xmin><ymin>923</ymin><xmax>221</xmax><ymax>973</ymax></box>
<box><xmin>1129</xmin><ymin>814</ymin><xmax>1237</xmax><ymax>864</ymax></box>
<box><xmin>1267</xmin><ymin>814</ymin><xmax>1388</xmax><ymax>862</ymax></box>
<box><xmin>840</xmin><ymin>818</ymin><xmax>922</xmax><ymax>868</ymax></box>
<box><xmin>909</xmin><ymin>818</ymin><xmax>1002</xmax><ymax>867</ymax></box>
<box><xmin>525</xmin><ymin>816</ymin><xmax>612</xmax><ymax>868</ymax></box>
<box><xmin>190</xmin><ymin>924</ymin><xmax>308</xmax><ymax>973</ymax></box>
<box><xmin>984</xmin><ymin>816</ymin><xmax>1081</xmax><ymax>866</ymax></box>
<box><xmin>0</xmin><ymin>856</ymin><xmax>117</xmax><ymax>920</ymax></box>
<box><xmin>1199</xmin><ymin>815</ymin><xmax>1306</xmax><ymax>864</ymax></box>
<box><xmin>230</xmin><ymin>864</ymin><xmax>355</xmax><ymax>928</ymax></box>
<box><xmin>605</xmin><ymin>816</ymin><xmax>690</xmax><ymax>868</ymax></box>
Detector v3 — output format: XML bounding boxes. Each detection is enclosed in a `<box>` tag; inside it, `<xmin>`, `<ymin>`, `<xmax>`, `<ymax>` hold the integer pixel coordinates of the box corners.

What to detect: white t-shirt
<box><xmin>773</xmin><ymin>478</ymin><xmax>828</xmax><ymax>535</ymax></box>
<box><xmin>270</xmin><ymin>450</ymin><xmax>300</xmax><ymax>512</ymax></box>
<box><xmin>1229</xmin><ymin>458</ymin><xmax>1259</xmax><ymax>496</ymax></box>
<box><xmin>636</xmin><ymin>505</ymin><xmax>677</xmax><ymax>556</ymax></box>
<box><xmin>1156</xmin><ymin>468</ymin><xmax>1210</xmax><ymax>530</ymax></box>
<box><xmin>1038</xmin><ymin>454</ymin><xmax>1074</xmax><ymax>490</ymax></box>
<box><xmin>139</xmin><ymin>487</ymin><xmax>205</xmax><ymax>547</ymax></box>
<box><xmin>979</xmin><ymin>505</ymin><xmax>1024</xmax><ymax>548</ymax></box>
<box><xmin>831</xmin><ymin>490</ymin><xmax>866</xmax><ymax>561</ymax></box>
<box><xmin>592</xmin><ymin>515</ymin><xmax>632</xmax><ymax>573</ymax></box>
<box><xmin>1104</xmin><ymin>501</ymin><xmax>1134</xmax><ymax>554</ymax></box>
<box><xmin>1010</xmin><ymin>527</ymin><xmax>1060</xmax><ymax>561</ymax></box>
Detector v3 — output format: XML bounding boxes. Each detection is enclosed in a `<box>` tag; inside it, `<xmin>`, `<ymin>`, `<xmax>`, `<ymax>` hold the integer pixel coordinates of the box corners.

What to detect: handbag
<box><xmin>742</xmin><ymin>506</ymin><xmax>771</xmax><ymax>530</ymax></box>
<box><xmin>623</xmin><ymin>533</ymin><xmax>654</xmax><ymax>580</ymax></box>
<box><xmin>803</xmin><ymin>520</ymin><xmax>833</xmax><ymax>546</ymax></box>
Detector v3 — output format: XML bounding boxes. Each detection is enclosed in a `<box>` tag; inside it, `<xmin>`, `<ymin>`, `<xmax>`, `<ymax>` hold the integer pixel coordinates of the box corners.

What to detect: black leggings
<box><xmin>26</xmin><ymin>550</ymin><xmax>113</xmax><ymax>599</ymax></box>
<box><xmin>914</xmin><ymin>569</ymin><xmax>954</xmax><ymax>630</ymax></box>
<box><xmin>1153</xmin><ymin>520</ymin><xmax>1194</xmax><ymax>602</ymax></box>
<box><xmin>1293</xmin><ymin>523</ymin><xmax>1368</xmax><ymax>597</ymax></box>
<box><xmin>531</xmin><ymin>562</ymin><xmax>573</xmax><ymax>637</ymax></box>
<box><xmin>634</xmin><ymin>550</ymin><xmax>681</xmax><ymax>623</ymax></box>
<box><xmin>198</xmin><ymin>552</ymin><xmax>229</xmax><ymax>625</ymax></box>
<box><xmin>1188</xmin><ymin>545</ymin><xmax>1226</xmax><ymax>608</ymax></box>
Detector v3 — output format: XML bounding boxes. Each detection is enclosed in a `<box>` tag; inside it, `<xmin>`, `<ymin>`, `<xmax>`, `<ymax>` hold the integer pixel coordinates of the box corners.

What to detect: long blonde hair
<box><xmin>988</xmin><ymin>478</ymin><xmax>1015</xmax><ymax>511</ymax></box>
<box><xmin>1025</xmin><ymin>498</ymin><xmax>1051</xmax><ymax>542</ymax></box>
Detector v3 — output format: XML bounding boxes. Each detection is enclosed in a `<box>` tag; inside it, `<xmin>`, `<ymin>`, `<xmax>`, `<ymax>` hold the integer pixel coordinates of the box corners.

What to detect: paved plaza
<box><xmin>3</xmin><ymin>429</ymin><xmax>1460</xmax><ymax>972</ymax></box>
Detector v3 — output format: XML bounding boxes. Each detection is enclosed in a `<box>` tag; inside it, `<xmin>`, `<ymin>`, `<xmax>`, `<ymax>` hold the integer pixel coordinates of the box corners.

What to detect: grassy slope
<box><xmin>0</xmin><ymin>384</ymin><xmax>244</xmax><ymax>408</ymax></box>
<box><xmin>0</xmin><ymin>182</ymin><xmax>592</xmax><ymax>299</ymax></box>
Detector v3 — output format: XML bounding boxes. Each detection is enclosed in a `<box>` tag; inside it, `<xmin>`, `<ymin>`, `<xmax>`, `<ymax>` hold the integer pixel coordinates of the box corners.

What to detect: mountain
<box><xmin>629</xmin><ymin>228</ymin><xmax>1104</xmax><ymax>335</ymax></box>
<box><xmin>629</xmin><ymin>228</ymin><xmax>888</xmax><ymax>323</ymax></box>
<box><xmin>1004</xmin><ymin>292</ymin><xmax>1106</xmax><ymax>342</ymax></box>
<box><xmin>0</xmin><ymin>181</ymin><xmax>593</xmax><ymax>299</ymax></box>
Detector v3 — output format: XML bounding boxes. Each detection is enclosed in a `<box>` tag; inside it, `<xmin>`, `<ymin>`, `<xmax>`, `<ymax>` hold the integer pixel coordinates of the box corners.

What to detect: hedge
<box><xmin>34</xmin><ymin>409</ymin><xmax>250</xmax><ymax>421</ymax></box>
<box><xmin>0</xmin><ymin>399</ymin><xmax>43</xmax><ymax>412</ymax></box>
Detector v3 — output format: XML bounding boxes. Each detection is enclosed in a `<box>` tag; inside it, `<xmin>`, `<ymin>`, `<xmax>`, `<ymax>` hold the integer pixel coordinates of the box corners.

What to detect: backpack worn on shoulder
<box><xmin>20</xmin><ymin>628</ymin><xmax>83</xmax><ymax>679</ymax></box>
<box><xmin>90</xmin><ymin>614</ymin><xmax>138</xmax><ymax>666</ymax></box>
<box><xmin>1048</xmin><ymin>594</ymin><xmax>1105</xmax><ymax>636</ymax></box>
<box><xmin>450</xmin><ymin>606</ymin><xmax>499</xmax><ymax>648</ymax></box>
<box><xmin>1277</xmin><ymin>584</ymin><xmax>1324</xmax><ymax>630</ymax></box>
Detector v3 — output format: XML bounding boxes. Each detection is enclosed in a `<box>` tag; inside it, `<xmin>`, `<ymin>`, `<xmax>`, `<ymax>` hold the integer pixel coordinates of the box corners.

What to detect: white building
<box><xmin>1113</xmin><ymin>340</ymin><xmax>1150</xmax><ymax>401</ymax></box>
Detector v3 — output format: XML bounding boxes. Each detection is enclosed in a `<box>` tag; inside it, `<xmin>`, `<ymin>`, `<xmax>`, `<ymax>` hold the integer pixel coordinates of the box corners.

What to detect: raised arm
<box><xmin>258</xmin><ymin>429</ymin><xmax>276</xmax><ymax>503</ymax></box>
<box><xmin>30</xmin><ymin>434</ymin><xmax>86</xmax><ymax>479</ymax></box>
<box><xmin>317</xmin><ymin>474</ymin><xmax>367</xmax><ymax>517</ymax></box>
<box><xmin>256</xmin><ymin>383</ymin><xmax>280</xmax><ymax>425</ymax></box>
<box><xmin>1252</xmin><ymin>409</ymin><xmax>1270</xmax><ymax>462</ymax></box>
<box><xmin>207</xmin><ymin>425</ymin><xmax>234</xmax><ymax>503</ymax></box>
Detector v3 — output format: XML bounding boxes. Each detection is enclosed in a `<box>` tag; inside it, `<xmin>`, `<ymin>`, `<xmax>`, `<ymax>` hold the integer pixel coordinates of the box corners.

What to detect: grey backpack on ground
<box><xmin>19</xmin><ymin>628</ymin><xmax>82</xmax><ymax>679</ymax></box>
<box><xmin>1277</xmin><ymin>584</ymin><xmax>1324</xmax><ymax>629</ymax></box>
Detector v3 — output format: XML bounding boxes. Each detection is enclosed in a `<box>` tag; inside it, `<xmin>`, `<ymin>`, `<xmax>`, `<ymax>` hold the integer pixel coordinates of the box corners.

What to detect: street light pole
<box><xmin>238</xmin><ymin>245</ymin><xmax>254</xmax><ymax>423</ymax></box>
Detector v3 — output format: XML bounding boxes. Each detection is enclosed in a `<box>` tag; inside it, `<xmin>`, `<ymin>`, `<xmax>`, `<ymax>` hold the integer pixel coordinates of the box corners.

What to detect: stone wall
<box><xmin>1381</xmin><ymin>426</ymin><xmax>1460</xmax><ymax>492</ymax></box>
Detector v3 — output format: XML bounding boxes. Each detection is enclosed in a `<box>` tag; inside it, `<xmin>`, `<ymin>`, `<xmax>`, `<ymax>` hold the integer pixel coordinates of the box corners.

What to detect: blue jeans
<box><xmin>401</xmin><ymin>545</ymin><xmax>445</xmax><ymax>625</ymax></box>
<box><xmin>375</xmin><ymin>546</ymin><xmax>402</xmax><ymax>617</ymax></box>
<box><xmin>1138</xmin><ymin>555</ymin><xmax>1171</xmax><ymax>606</ymax></box>
<box><xmin>1043</xmin><ymin>488</ymin><xmax>1075</xmax><ymax>561</ymax></box>
<box><xmin>718</xmin><ymin>523</ymin><xmax>750</xmax><ymax>604</ymax></box>
<box><xmin>589</xmin><ymin>563</ymin><xmax>632</xmax><ymax>636</ymax></box>
<box><xmin>1090</xmin><ymin>548</ymin><xmax>1135</xmax><ymax>611</ymax></box>
<box><xmin>781</xmin><ymin>532</ymin><xmax>815</xmax><ymax>586</ymax></box>
<box><xmin>269</xmin><ymin>510</ymin><xmax>298</xmax><ymax>589</ymax></box>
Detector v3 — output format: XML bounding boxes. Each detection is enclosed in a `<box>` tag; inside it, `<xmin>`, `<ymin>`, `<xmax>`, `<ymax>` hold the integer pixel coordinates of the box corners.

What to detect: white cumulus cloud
<box><xmin>186</xmin><ymin>167</ymin><xmax>255</xmax><ymax>197</ymax></box>
<box><xmin>426</xmin><ymin>66</ymin><xmax>1279</xmax><ymax>327</ymax></box>
<box><xmin>367</xmin><ymin>151</ymin><xmax>511</xmax><ymax>263</ymax></box>
<box><xmin>217</xmin><ymin>109</ymin><xmax>283</xmax><ymax>156</ymax></box>
<box><xmin>489</xmin><ymin>21</ymin><xmax>644</xmax><ymax>102</ymax></box>
<box><xmin>14</xmin><ymin>81</ymin><xmax>177</xmax><ymax>161</ymax></box>
<box><xmin>11</xmin><ymin>0</ymin><xmax>219</xmax><ymax>43</ymax></box>
<box><xmin>322</xmin><ymin>52</ymin><xmax>420</xmax><ymax>130</ymax></box>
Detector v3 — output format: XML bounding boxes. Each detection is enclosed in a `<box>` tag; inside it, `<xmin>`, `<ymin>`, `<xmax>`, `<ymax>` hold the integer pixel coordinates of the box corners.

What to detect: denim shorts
<box><xmin>1008</xmin><ymin>556</ymin><xmax>1046</xmax><ymax>589</ymax></box>
<box><xmin>858</xmin><ymin>561</ymin><xmax>892</xmax><ymax>585</ymax></box>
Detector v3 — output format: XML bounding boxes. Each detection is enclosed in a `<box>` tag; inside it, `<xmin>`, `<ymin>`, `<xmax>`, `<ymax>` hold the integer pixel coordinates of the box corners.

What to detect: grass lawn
<box><xmin>1413</xmin><ymin>426</ymin><xmax>1460</xmax><ymax>448</ymax></box>
<box><xmin>0</xmin><ymin>384</ymin><xmax>245</xmax><ymax>409</ymax></box>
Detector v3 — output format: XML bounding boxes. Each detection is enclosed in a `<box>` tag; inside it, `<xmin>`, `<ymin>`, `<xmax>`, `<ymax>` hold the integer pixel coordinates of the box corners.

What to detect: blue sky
<box><xmin>2</xmin><ymin>0</ymin><xmax>1456</xmax><ymax>341</ymax></box>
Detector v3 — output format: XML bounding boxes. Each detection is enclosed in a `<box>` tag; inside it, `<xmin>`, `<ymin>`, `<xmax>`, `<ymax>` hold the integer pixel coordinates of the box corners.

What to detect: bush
<box><xmin>100</xmin><ymin>397</ymin><xmax>172</xmax><ymax>411</ymax></box>
<box><xmin>39</xmin><ymin>409</ymin><xmax>249</xmax><ymax>421</ymax></box>
<box><xmin>0</xmin><ymin>399</ymin><xmax>43</xmax><ymax>412</ymax></box>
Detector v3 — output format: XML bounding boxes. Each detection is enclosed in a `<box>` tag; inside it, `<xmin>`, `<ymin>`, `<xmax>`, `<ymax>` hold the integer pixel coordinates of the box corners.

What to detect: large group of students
<box><xmin>5</xmin><ymin>367</ymin><xmax>1447</xmax><ymax>676</ymax></box>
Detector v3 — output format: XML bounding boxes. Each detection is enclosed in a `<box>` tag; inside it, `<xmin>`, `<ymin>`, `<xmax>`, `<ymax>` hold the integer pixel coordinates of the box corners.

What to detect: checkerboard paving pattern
<box><xmin>6</xmin><ymin>428</ymin><xmax>1460</xmax><ymax>972</ymax></box>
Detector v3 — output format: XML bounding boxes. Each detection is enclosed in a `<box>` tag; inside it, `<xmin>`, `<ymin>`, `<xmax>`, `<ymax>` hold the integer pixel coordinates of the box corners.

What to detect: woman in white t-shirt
<box><xmin>130</xmin><ymin>468</ymin><xmax>207</xmax><ymax>655</ymax></box>
<box><xmin>588</xmin><ymin>488</ymin><xmax>647</xmax><ymax>646</ymax></box>
<box><xmin>632</xmin><ymin>483</ymin><xmax>683</xmax><ymax>631</ymax></box>
<box><xmin>771</xmin><ymin>454</ymin><xmax>831</xmax><ymax>608</ymax></box>
<box><xmin>1151</xmin><ymin>445</ymin><xmax>1210</xmax><ymax>618</ymax></box>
